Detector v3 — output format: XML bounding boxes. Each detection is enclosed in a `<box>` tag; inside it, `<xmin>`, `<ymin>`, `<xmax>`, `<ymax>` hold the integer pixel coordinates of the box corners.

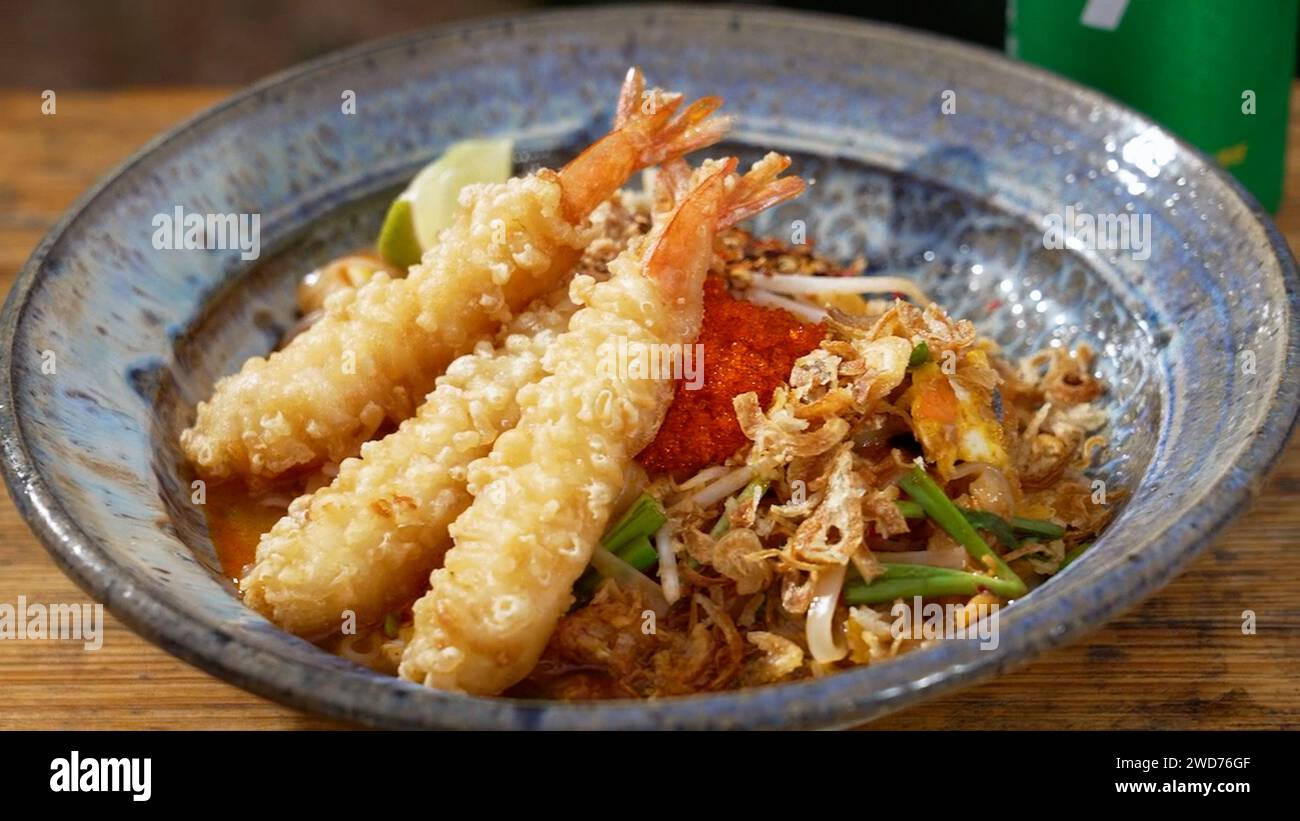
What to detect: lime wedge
<box><xmin>377</xmin><ymin>138</ymin><xmax>514</xmax><ymax>268</ymax></box>
<box><xmin>377</xmin><ymin>198</ymin><xmax>423</xmax><ymax>269</ymax></box>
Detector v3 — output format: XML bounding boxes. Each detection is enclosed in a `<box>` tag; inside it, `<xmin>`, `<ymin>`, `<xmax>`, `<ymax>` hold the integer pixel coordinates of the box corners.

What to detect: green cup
<box><xmin>1010</xmin><ymin>0</ymin><xmax>1297</xmax><ymax>211</ymax></box>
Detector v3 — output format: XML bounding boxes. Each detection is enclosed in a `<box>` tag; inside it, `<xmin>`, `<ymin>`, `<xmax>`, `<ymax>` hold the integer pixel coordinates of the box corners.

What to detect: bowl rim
<box><xmin>3</xmin><ymin>3</ymin><xmax>1297</xmax><ymax>729</ymax></box>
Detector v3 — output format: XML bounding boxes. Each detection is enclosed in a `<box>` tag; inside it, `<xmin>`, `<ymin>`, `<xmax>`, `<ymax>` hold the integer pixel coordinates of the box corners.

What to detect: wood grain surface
<box><xmin>0</xmin><ymin>88</ymin><xmax>1296</xmax><ymax>731</ymax></box>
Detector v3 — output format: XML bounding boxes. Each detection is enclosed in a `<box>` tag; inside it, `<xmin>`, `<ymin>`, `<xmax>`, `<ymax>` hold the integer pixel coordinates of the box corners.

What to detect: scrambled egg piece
<box><xmin>905</xmin><ymin>351</ymin><xmax>1009</xmax><ymax>477</ymax></box>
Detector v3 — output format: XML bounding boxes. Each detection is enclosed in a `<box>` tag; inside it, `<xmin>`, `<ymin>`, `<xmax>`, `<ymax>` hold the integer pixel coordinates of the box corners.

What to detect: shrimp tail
<box><xmin>614</xmin><ymin>67</ymin><xmax>733</xmax><ymax>166</ymax></box>
<box><xmin>657</xmin><ymin>153</ymin><xmax>805</xmax><ymax>225</ymax></box>
<box><xmin>642</xmin><ymin>159</ymin><xmax>733</xmax><ymax>314</ymax></box>
<box><xmin>652</xmin><ymin>157</ymin><xmax>693</xmax><ymax>213</ymax></box>
<box><xmin>630</xmin><ymin>94</ymin><xmax>731</xmax><ymax>167</ymax></box>
<box><xmin>613</xmin><ymin>66</ymin><xmax>644</xmax><ymax>130</ymax></box>
<box><xmin>559</xmin><ymin>68</ymin><xmax>731</xmax><ymax>221</ymax></box>
<box><xmin>719</xmin><ymin>151</ymin><xmax>806</xmax><ymax>229</ymax></box>
<box><xmin>647</xmin><ymin>153</ymin><xmax>806</xmax><ymax>312</ymax></box>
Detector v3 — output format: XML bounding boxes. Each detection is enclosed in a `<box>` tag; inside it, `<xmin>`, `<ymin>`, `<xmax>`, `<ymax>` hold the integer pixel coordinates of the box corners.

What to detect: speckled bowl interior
<box><xmin>3</xmin><ymin>7</ymin><xmax>1296</xmax><ymax>729</ymax></box>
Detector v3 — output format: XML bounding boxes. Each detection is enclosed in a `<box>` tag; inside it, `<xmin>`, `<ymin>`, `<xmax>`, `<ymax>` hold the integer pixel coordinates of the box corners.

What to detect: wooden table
<box><xmin>1</xmin><ymin>88</ymin><xmax>1297</xmax><ymax>731</ymax></box>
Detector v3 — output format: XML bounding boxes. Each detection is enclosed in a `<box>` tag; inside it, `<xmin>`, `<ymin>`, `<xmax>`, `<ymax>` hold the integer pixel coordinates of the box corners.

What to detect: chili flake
<box><xmin>637</xmin><ymin>277</ymin><xmax>825</xmax><ymax>475</ymax></box>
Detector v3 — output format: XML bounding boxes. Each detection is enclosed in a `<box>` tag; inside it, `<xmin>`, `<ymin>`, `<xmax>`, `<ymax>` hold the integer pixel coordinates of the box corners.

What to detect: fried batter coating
<box><xmin>239</xmin><ymin>195</ymin><xmax>652</xmax><ymax>638</ymax></box>
<box><xmin>182</xmin><ymin>69</ymin><xmax>730</xmax><ymax>479</ymax></box>
<box><xmin>240</xmin><ymin>288</ymin><xmax>579</xmax><ymax>638</ymax></box>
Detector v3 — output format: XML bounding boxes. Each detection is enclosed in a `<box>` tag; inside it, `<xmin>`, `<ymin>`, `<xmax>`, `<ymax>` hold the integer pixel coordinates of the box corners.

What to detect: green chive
<box><xmin>614</xmin><ymin>534</ymin><xmax>658</xmax><ymax>571</ymax></box>
<box><xmin>382</xmin><ymin>612</ymin><xmax>399</xmax><ymax>639</ymax></box>
<box><xmin>908</xmin><ymin>340</ymin><xmax>931</xmax><ymax>368</ymax></box>
<box><xmin>843</xmin><ymin>562</ymin><xmax>1024</xmax><ymax>604</ymax></box>
<box><xmin>897</xmin><ymin>466</ymin><xmax>1027</xmax><ymax>598</ymax></box>
<box><xmin>601</xmin><ymin>493</ymin><xmax>666</xmax><ymax>554</ymax></box>
<box><xmin>895</xmin><ymin>499</ymin><xmax>925</xmax><ymax>519</ymax></box>
<box><xmin>899</xmin><ymin>495</ymin><xmax>1064</xmax><ymax>553</ymax></box>
<box><xmin>1060</xmin><ymin>542</ymin><xmax>1091</xmax><ymax>569</ymax></box>
<box><xmin>961</xmin><ymin>509</ymin><xmax>1019</xmax><ymax>550</ymax></box>
<box><xmin>1011</xmin><ymin>516</ymin><xmax>1066</xmax><ymax>541</ymax></box>
<box><xmin>903</xmin><ymin>501</ymin><xmax>1065</xmax><ymax>550</ymax></box>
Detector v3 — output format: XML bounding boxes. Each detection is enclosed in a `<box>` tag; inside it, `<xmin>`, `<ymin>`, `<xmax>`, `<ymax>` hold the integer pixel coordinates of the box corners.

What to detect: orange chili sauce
<box><xmin>636</xmin><ymin>277</ymin><xmax>825</xmax><ymax>476</ymax></box>
<box><xmin>204</xmin><ymin>480</ymin><xmax>296</xmax><ymax>584</ymax></box>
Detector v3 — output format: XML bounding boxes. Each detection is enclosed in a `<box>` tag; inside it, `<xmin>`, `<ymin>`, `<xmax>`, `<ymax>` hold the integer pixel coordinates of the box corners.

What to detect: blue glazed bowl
<box><xmin>3</xmin><ymin>6</ymin><xmax>1297</xmax><ymax>729</ymax></box>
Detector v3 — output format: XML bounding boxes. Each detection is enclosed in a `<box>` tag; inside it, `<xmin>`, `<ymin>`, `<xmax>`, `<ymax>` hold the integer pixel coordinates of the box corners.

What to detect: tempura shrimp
<box><xmin>181</xmin><ymin>69</ymin><xmax>730</xmax><ymax>479</ymax></box>
<box><xmin>398</xmin><ymin>154</ymin><xmax>805</xmax><ymax>694</ymax></box>
<box><xmin>238</xmin><ymin>191</ymin><xmax>652</xmax><ymax>637</ymax></box>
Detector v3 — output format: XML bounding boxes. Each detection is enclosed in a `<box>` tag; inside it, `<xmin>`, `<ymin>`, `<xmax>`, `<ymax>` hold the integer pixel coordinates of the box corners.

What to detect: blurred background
<box><xmin>0</xmin><ymin>0</ymin><xmax>1296</xmax><ymax>208</ymax></box>
<box><xmin>8</xmin><ymin>0</ymin><xmax>1298</xmax><ymax>87</ymax></box>
<box><xmin>0</xmin><ymin>1</ymin><xmax>1009</xmax><ymax>87</ymax></box>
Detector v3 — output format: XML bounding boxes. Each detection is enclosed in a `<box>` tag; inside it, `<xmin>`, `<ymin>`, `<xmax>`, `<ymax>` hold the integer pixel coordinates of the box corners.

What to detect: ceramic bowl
<box><xmin>3</xmin><ymin>6</ymin><xmax>1296</xmax><ymax>729</ymax></box>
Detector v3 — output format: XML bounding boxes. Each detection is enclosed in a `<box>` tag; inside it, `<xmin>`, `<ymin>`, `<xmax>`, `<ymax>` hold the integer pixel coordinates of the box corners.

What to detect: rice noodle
<box><xmin>750</xmin><ymin>272</ymin><xmax>931</xmax><ymax>306</ymax></box>
<box><xmin>741</xmin><ymin>288</ymin><xmax>829</xmax><ymax>323</ymax></box>
<box><xmin>655</xmin><ymin>521</ymin><xmax>682</xmax><ymax>605</ymax></box>
<box><xmin>589</xmin><ymin>545</ymin><xmax>670</xmax><ymax>617</ymax></box>
<box><xmin>675</xmin><ymin>464</ymin><xmax>732</xmax><ymax>491</ymax></box>
<box><xmin>946</xmin><ymin>462</ymin><xmax>985</xmax><ymax>480</ymax></box>
<box><xmin>805</xmin><ymin>564</ymin><xmax>848</xmax><ymax>663</ymax></box>
<box><xmin>334</xmin><ymin>630</ymin><xmax>386</xmax><ymax>670</ymax></box>
<box><xmin>877</xmin><ymin>549</ymin><xmax>967</xmax><ymax>570</ymax></box>
<box><xmin>950</xmin><ymin>462</ymin><xmax>1014</xmax><ymax>517</ymax></box>
<box><xmin>685</xmin><ymin>465</ymin><xmax>755</xmax><ymax>509</ymax></box>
